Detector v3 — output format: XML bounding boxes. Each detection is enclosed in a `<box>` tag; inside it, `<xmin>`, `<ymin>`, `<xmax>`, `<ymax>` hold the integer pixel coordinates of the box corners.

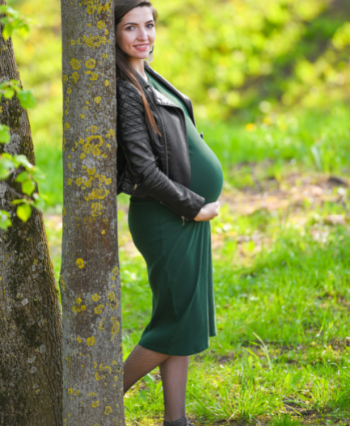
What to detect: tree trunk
<box><xmin>0</xmin><ymin>2</ymin><xmax>63</xmax><ymax>425</ymax></box>
<box><xmin>60</xmin><ymin>0</ymin><xmax>124</xmax><ymax>424</ymax></box>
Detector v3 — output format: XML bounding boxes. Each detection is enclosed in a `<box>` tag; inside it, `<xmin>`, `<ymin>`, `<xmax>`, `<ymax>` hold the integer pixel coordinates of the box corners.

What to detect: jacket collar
<box><xmin>138</xmin><ymin>61</ymin><xmax>196</xmax><ymax>126</ymax></box>
<box><xmin>135</xmin><ymin>68</ymin><xmax>151</xmax><ymax>89</ymax></box>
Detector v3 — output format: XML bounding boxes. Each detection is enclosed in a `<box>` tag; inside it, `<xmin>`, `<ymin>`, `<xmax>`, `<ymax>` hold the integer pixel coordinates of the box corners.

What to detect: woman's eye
<box><xmin>126</xmin><ymin>26</ymin><xmax>134</xmax><ymax>31</ymax></box>
<box><xmin>147</xmin><ymin>23</ymin><xmax>154</xmax><ymax>28</ymax></box>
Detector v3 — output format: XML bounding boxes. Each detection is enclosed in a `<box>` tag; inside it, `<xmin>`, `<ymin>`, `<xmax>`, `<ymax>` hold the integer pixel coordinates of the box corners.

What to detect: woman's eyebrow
<box><xmin>123</xmin><ymin>19</ymin><xmax>154</xmax><ymax>27</ymax></box>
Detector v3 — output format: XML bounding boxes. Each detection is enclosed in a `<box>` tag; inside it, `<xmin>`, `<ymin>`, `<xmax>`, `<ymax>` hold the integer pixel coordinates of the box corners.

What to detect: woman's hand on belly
<box><xmin>194</xmin><ymin>201</ymin><xmax>220</xmax><ymax>222</ymax></box>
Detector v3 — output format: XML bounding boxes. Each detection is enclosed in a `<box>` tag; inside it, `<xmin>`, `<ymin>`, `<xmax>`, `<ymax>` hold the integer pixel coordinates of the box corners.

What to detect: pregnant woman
<box><xmin>115</xmin><ymin>1</ymin><xmax>224</xmax><ymax>425</ymax></box>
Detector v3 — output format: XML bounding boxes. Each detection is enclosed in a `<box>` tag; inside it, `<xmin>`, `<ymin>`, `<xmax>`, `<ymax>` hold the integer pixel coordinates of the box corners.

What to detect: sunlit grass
<box><xmin>118</xmin><ymin>197</ymin><xmax>350</xmax><ymax>425</ymax></box>
<box><xmin>40</xmin><ymin>104</ymin><xmax>350</xmax><ymax>424</ymax></box>
<box><xmin>36</xmin><ymin>105</ymin><xmax>350</xmax><ymax>212</ymax></box>
<box><xmin>44</xmin><ymin>173</ymin><xmax>350</xmax><ymax>425</ymax></box>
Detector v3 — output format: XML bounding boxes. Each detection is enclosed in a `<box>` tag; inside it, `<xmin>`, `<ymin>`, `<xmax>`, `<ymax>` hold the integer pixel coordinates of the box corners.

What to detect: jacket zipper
<box><xmin>146</xmin><ymin>85</ymin><xmax>187</xmax><ymax>225</ymax></box>
<box><xmin>146</xmin><ymin>86</ymin><xmax>169</xmax><ymax>176</ymax></box>
<box><xmin>159</xmin><ymin>112</ymin><xmax>169</xmax><ymax>176</ymax></box>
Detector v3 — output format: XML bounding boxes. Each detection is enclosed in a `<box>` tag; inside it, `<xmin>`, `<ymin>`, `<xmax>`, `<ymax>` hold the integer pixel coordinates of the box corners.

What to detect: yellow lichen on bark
<box><xmin>111</xmin><ymin>266</ymin><xmax>119</xmax><ymax>280</ymax></box>
<box><xmin>104</xmin><ymin>406</ymin><xmax>113</xmax><ymax>415</ymax></box>
<box><xmin>106</xmin><ymin>128</ymin><xmax>115</xmax><ymax>139</ymax></box>
<box><xmin>86</xmin><ymin>336</ymin><xmax>96</xmax><ymax>346</ymax></box>
<box><xmin>97</xmin><ymin>20</ymin><xmax>105</xmax><ymax>29</ymax></box>
<box><xmin>85</xmin><ymin>188</ymin><xmax>110</xmax><ymax>201</ymax></box>
<box><xmin>82</xmin><ymin>135</ymin><xmax>104</xmax><ymax>156</ymax></box>
<box><xmin>76</xmin><ymin>258</ymin><xmax>85</xmax><ymax>268</ymax></box>
<box><xmin>94</xmin><ymin>304</ymin><xmax>104</xmax><ymax>314</ymax></box>
<box><xmin>70</xmin><ymin>58</ymin><xmax>82</xmax><ymax>70</ymax></box>
<box><xmin>85</xmin><ymin>70</ymin><xmax>99</xmax><ymax>80</ymax></box>
<box><xmin>92</xmin><ymin>293</ymin><xmax>100</xmax><ymax>302</ymax></box>
<box><xmin>80</xmin><ymin>0</ymin><xmax>111</xmax><ymax>15</ymax></box>
<box><xmin>72</xmin><ymin>72</ymin><xmax>80</xmax><ymax>83</ymax></box>
<box><xmin>85</xmin><ymin>58</ymin><xmax>96</xmax><ymax>68</ymax></box>
<box><xmin>94</xmin><ymin>371</ymin><xmax>106</xmax><ymax>381</ymax></box>
<box><xmin>91</xmin><ymin>202</ymin><xmax>103</xmax><ymax>217</ymax></box>
<box><xmin>82</xmin><ymin>34</ymin><xmax>107</xmax><ymax>49</ymax></box>
<box><xmin>110</xmin><ymin>317</ymin><xmax>120</xmax><ymax>342</ymax></box>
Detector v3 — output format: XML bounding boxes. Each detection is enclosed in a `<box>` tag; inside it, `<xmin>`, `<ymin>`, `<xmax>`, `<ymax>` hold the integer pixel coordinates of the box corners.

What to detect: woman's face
<box><xmin>116</xmin><ymin>7</ymin><xmax>155</xmax><ymax>61</ymax></box>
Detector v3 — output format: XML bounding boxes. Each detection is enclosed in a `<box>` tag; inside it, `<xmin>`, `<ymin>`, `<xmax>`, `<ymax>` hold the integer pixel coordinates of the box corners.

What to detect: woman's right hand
<box><xmin>194</xmin><ymin>201</ymin><xmax>220</xmax><ymax>221</ymax></box>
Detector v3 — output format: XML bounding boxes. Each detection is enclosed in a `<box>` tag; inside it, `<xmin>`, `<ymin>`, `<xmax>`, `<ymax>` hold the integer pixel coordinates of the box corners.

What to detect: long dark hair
<box><xmin>114</xmin><ymin>0</ymin><xmax>160</xmax><ymax>135</ymax></box>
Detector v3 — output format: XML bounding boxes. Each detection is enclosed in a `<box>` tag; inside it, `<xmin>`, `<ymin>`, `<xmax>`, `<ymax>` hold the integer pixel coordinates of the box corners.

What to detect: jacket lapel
<box><xmin>143</xmin><ymin>61</ymin><xmax>196</xmax><ymax>126</ymax></box>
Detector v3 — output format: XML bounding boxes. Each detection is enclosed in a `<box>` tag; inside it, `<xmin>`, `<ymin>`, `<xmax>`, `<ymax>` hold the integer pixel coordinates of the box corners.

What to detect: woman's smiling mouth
<box><xmin>134</xmin><ymin>43</ymin><xmax>150</xmax><ymax>51</ymax></box>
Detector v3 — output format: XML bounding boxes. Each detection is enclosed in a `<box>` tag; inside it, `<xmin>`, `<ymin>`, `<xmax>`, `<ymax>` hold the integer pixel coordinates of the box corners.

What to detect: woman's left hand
<box><xmin>193</xmin><ymin>201</ymin><xmax>220</xmax><ymax>221</ymax></box>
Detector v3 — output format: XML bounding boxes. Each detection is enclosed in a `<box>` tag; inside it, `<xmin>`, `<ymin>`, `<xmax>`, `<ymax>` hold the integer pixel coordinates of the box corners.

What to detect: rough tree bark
<box><xmin>60</xmin><ymin>0</ymin><xmax>124</xmax><ymax>424</ymax></box>
<box><xmin>0</xmin><ymin>2</ymin><xmax>63</xmax><ymax>425</ymax></box>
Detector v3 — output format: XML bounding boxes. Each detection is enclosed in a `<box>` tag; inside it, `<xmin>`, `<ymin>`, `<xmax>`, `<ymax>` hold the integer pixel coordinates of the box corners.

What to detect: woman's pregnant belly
<box><xmin>187</xmin><ymin>125</ymin><xmax>224</xmax><ymax>204</ymax></box>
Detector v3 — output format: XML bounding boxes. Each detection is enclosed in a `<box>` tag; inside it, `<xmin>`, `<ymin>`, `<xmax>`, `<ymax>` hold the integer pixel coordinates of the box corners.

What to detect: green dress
<box><xmin>127</xmin><ymin>71</ymin><xmax>224</xmax><ymax>355</ymax></box>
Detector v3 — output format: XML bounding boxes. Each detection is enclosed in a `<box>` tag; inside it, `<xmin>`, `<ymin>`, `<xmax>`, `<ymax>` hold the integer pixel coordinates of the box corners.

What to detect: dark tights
<box><xmin>123</xmin><ymin>345</ymin><xmax>189</xmax><ymax>422</ymax></box>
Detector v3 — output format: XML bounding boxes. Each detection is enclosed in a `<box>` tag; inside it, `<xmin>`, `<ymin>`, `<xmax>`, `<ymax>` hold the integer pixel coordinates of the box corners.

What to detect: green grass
<box><xmin>117</xmin><ymin>199</ymin><xmax>350</xmax><ymax>425</ymax></box>
<box><xmin>201</xmin><ymin>104</ymin><xmax>350</xmax><ymax>175</ymax></box>
<box><xmin>36</xmin><ymin>104</ymin><xmax>350</xmax><ymax>210</ymax></box>
<box><xmin>41</xmin><ymin>106</ymin><xmax>350</xmax><ymax>425</ymax></box>
<box><xmin>8</xmin><ymin>0</ymin><xmax>350</xmax><ymax>423</ymax></box>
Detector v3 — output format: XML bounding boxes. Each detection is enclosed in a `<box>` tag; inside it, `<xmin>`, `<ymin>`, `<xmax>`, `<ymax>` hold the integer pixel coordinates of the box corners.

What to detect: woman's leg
<box><xmin>123</xmin><ymin>345</ymin><xmax>170</xmax><ymax>394</ymax></box>
<box><xmin>160</xmin><ymin>355</ymin><xmax>190</xmax><ymax>424</ymax></box>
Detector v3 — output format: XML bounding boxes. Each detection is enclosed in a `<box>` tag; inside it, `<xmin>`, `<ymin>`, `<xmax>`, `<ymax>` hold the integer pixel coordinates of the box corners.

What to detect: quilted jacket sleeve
<box><xmin>117</xmin><ymin>80</ymin><xmax>206</xmax><ymax>220</ymax></box>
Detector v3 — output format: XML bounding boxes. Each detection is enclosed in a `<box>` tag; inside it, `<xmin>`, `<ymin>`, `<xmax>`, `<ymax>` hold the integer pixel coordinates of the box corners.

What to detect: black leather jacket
<box><xmin>116</xmin><ymin>61</ymin><xmax>205</xmax><ymax>221</ymax></box>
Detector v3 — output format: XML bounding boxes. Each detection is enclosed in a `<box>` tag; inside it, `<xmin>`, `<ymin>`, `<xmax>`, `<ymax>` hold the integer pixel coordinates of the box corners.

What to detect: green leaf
<box><xmin>17</xmin><ymin>90</ymin><xmax>36</xmax><ymax>109</ymax></box>
<box><xmin>0</xmin><ymin>124</ymin><xmax>10</xmax><ymax>143</ymax></box>
<box><xmin>32</xmin><ymin>194</ymin><xmax>45</xmax><ymax>211</ymax></box>
<box><xmin>31</xmin><ymin>168</ymin><xmax>45</xmax><ymax>181</ymax></box>
<box><xmin>0</xmin><ymin>6</ymin><xmax>28</xmax><ymax>41</ymax></box>
<box><xmin>2</xmin><ymin>29</ymin><xmax>11</xmax><ymax>41</ymax></box>
<box><xmin>0</xmin><ymin>210</ymin><xmax>12</xmax><ymax>230</ymax></box>
<box><xmin>13</xmin><ymin>155</ymin><xmax>33</xmax><ymax>169</ymax></box>
<box><xmin>11</xmin><ymin>199</ymin><xmax>26</xmax><ymax>205</ymax></box>
<box><xmin>16</xmin><ymin>203</ymin><xmax>32</xmax><ymax>222</ymax></box>
<box><xmin>22</xmin><ymin>179</ymin><xmax>36</xmax><ymax>196</ymax></box>
<box><xmin>15</xmin><ymin>171</ymin><xmax>29</xmax><ymax>183</ymax></box>
<box><xmin>0</xmin><ymin>155</ymin><xmax>16</xmax><ymax>171</ymax></box>
<box><xmin>0</xmin><ymin>5</ymin><xmax>19</xmax><ymax>16</ymax></box>
<box><xmin>3</xmin><ymin>88</ymin><xmax>15</xmax><ymax>99</ymax></box>
<box><xmin>16</xmin><ymin>23</ymin><xmax>30</xmax><ymax>39</ymax></box>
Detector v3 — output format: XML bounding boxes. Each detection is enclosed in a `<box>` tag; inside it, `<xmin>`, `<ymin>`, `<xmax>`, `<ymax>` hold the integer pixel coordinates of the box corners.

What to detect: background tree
<box><xmin>60</xmin><ymin>0</ymin><xmax>124</xmax><ymax>424</ymax></box>
<box><xmin>0</xmin><ymin>1</ymin><xmax>62</xmax><ymax>425</ymax></box>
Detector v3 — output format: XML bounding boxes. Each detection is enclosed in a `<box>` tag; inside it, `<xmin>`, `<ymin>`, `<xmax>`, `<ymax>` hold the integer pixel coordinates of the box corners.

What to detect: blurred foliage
<box><xmin>0</xmin><ymin>4</ymin><xmax>33</xmax><ymax>40</ymax></box>
<box><xmin>8</xmin><ymin>0</ymin><xmax>63</xmax><ymax>208</ymax></box>
<box><xmin>0</xmin><ymin>5</ymin><xmax>44</xmax><ymax>228</ymax></box>
<box><xmin>6</xmin><ymin>0</ymin><xmax>350</xmax><ymax>208</ymax></box>
<box><xmin>9</xmin><ymin>0</ymin><xmax>350</xmax><ymax>123</ymax></box>
<box><xmin>153</xmin><ymin>0</ymin><xmax>350</xmax><ymax>120</ymax></box>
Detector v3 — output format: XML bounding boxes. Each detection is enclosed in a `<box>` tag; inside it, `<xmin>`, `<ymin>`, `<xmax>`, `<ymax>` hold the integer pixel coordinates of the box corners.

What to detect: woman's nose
<box><xmin>137</xmin><ymin>28</ymin><xmax>148</xmax><ymax>40</ymax></box>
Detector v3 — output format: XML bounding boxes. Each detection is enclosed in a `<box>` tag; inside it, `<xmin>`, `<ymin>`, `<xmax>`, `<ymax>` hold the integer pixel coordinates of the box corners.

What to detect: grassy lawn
<box><xmin>42</xmin><ymin>107</ymin><xmax>350</xmax><ymax>425</ymax></box>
